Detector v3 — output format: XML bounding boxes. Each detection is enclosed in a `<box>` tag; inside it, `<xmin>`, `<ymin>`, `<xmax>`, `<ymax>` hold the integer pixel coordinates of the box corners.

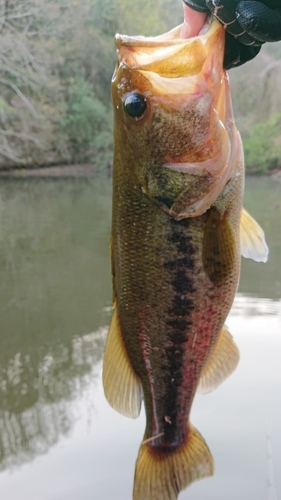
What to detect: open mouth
<box><xmin>115</xmin><ymin>13</ymin><xmax>214</xmax><ymax>48</ymax></box>
<box><xmin>114</xmin><ymin>16</ymin><xmax>221</xmax><ymax>74</ymax></box>
<box><xmin>114</xmin><ymin>16</ymin><xmax>224</xmax><ymax>100</ymax></box>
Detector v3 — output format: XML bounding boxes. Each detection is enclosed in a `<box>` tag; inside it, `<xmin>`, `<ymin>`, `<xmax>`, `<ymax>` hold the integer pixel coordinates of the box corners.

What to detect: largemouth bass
<box><xmin>103</xmin><ymin>17</ymin><xmax>268</xmax><ymax>500</ymax></box>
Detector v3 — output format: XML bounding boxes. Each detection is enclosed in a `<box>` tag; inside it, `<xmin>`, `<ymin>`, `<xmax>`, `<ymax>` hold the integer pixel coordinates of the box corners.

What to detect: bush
<box><xmin>60</xmin><ymin>75</ymin><xmax>112</xmax><ymax>165</ymax></box>
<box><xmin>243</xmin><ymin>113</ymin><xmax>281</xmax><ymax>174</ymax></box>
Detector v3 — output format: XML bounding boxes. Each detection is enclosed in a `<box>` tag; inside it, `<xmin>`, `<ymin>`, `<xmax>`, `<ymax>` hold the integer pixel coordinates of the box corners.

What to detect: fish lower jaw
<box><xmin>159</xmin><ymin>176</ymin><xmax>230</xmax><ymax>220</ymax></box>
<box><xmin>163</xmin><ymin>134</ymin><xmax>230</xmax><ymax>177</ymax></box>
<box><xmin>161</xmin><ymin>135</ymin><xmax>237</xmax><ymax>218</ymax></box>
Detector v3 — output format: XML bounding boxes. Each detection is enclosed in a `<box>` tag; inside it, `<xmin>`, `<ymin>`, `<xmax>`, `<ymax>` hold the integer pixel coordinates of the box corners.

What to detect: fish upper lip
<box><xmin>115</xmin><ymin>16</ymin><xmax>219</xmax><ymax>49</ymax></box>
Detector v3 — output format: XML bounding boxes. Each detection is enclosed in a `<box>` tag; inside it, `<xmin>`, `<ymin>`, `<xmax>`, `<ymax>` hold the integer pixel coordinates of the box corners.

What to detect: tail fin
<box><xmin>133</xmin><ymin>424</ymin><xmax>214</xmax><ymax>500</ymax></box>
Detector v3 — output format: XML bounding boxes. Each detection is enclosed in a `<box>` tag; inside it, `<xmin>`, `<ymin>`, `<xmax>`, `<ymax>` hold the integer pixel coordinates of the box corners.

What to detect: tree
<box><xmin>0</xmin><ymin>0</ymin><xmax>47</xmax><ymax>164</ymax></box>
<box><xmin>243</xmin><ymin>113</ymin><xmax>281</xmax><ymax>174</ymax></box>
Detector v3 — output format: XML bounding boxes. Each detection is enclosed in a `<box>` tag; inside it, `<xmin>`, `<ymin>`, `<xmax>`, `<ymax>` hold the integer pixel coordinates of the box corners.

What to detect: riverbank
<box><xmin>0</xmin><ymin>164</ymin><xmax>102</xmax><ymax>178</ymax></box>
<box><xmin>0</xmin><ymin>164</ymin><xmax>279</xmax><ymax>180</ymax></box>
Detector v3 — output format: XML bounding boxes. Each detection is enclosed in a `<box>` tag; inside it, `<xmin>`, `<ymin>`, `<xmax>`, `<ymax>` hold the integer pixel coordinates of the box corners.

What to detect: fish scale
<box><xmin>103</xmin><ymin>17</ymin><xmax>268</xmax><ymax>500</ymax></box>
<box><xmin>112</xmin><ymin>172</ymin><xmax>241</xmax><ymax>447</ymax></box>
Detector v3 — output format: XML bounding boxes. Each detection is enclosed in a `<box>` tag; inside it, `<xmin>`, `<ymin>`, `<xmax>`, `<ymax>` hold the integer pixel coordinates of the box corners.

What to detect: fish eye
<box><xmin>123</xmin><ymin>93</ymin><xmax>147</xmax><ymax>120</ymax></box>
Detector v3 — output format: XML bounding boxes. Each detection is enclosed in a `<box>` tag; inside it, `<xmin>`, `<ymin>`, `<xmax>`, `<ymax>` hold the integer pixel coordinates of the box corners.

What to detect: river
<box><xmin>0</xmin><ymin>175</ymin><xmax>280</xmax><ymax>499</ymax></box>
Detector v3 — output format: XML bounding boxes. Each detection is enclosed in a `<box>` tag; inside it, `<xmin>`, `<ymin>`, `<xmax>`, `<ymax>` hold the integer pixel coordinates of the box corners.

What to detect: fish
<box><xmin>102</xmin><ymin>16</ymin><xmax>268</xmax><ymax>500</ymax></box>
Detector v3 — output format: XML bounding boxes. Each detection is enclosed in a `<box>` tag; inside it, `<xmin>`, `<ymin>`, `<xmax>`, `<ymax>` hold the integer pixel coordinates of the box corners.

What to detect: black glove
<box><xmin>183</xmin><ymin>0</ymin><xmax>281</xmax><ymax>69</ymax></box>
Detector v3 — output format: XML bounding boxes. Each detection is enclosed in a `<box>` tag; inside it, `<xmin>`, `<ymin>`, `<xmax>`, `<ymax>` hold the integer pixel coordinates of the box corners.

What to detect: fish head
<box><xmin>112</xmin><ymin>18</ymin><xmax>241</xmax><ymax>218</ymax></box>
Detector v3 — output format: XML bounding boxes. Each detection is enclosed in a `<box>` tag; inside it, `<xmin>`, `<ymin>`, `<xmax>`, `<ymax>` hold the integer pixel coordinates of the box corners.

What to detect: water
<box><xmin>0</xmin><ymin>175</ymin><xmax>280</xmax><ymax>500</ymax></box>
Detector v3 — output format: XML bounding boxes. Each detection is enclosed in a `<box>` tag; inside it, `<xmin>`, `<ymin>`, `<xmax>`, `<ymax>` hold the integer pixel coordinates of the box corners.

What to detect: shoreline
<box><xmin>0</xmin><ymin>164</ymin><xmax>279</xmax><ymax>180</ymax></box>
<box><xmin>0</xmin><ymin>164</ymin><xmax>102</xmax><ymax>178</ymax></box>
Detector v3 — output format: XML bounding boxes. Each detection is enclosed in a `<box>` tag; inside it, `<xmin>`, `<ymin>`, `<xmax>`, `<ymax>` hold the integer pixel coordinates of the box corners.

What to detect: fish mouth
<box><xmin>114</xmin><ymin>17</ymin><xmax>224</xmax><ymax>92</ymax></box>
<box><xmin>115</xmin><ymin>14</ymin><xmax>216</xmax><ymax>52</ymax></box>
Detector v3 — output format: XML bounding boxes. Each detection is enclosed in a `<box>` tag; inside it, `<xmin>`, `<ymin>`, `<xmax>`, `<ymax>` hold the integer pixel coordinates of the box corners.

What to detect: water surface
<box><xmin>0</xmin><ymin>175</ymin><xmax>280</xmax><ymax>499</ymax></box>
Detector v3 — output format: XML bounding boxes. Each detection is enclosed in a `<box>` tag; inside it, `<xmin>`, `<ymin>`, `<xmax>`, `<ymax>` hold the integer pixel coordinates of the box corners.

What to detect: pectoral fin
<box><xmin>203</xmin><ymin>208</ymin><xmax>236</xmax><ymax>286</ymax></box>
<box><xmin>197</xmin><ymin>325</ymin><xmax>239</xmax><ymax>394</ymax></box>
<box><xmin>240</xmin><ymin>208</ymin><xmax>268</xmax><ymax>263</ymax></box>
<box><xmin>102</xmin><ymin>308</ymin><xmax>142</xmax><ymax>418</ymax></box>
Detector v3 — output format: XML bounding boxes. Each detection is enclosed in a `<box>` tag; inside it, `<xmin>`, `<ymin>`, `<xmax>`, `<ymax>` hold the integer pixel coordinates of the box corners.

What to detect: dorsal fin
<box><xmin>102</xmin><ymin>308</ymin><xmax>142</xmax><ymax>418</ymax></box>
<box><xmin>197</xmin><ymin>325</ymin><xmax>239</xmax><ymax>394</ymax></box>
<box><xmin>240</xmin><ymin>208</ymin><xmax>268</xmax><ymax>263</ymax></box>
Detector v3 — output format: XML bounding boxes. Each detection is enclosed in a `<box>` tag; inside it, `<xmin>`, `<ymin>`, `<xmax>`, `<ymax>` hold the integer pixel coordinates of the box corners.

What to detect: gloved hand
<box><xmin>183</xmin><ymin>0</ymin><xmax>281</xmax><ymax>69</ymax></box>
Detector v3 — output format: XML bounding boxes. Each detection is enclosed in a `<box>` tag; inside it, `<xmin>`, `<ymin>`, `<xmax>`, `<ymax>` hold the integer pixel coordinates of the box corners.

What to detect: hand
<box><xmin>183</xmin><ymin>0</ymin><xmax>281</xmax><ymax>68</ymax></box>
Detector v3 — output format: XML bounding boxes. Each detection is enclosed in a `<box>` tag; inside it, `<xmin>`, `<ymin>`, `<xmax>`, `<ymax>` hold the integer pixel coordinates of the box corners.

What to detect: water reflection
<box><xmin>0</xmin><ymin>176</ymin><xmax>280</xmax><ymax>499</ymax></box>
<box><xmin>231</xmin><ymin>294</ymin><xmax>281</xmax><ymax>317</ymax></box>
<box><xmin>0</xmin><ymin>177</ymin><xmax>111</xmax><ymax>471</ymax></box>
<box><xmin>0</xmin><ymin>327</ymin><xmax>107</xmax><ymax>470</ymax></box>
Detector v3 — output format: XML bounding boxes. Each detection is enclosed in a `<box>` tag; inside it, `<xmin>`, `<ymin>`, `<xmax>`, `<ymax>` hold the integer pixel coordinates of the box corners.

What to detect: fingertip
<box><xmin>180</xmin><ymin>3</ymin><xmax>208</xmax><ymax>39</ymax></box>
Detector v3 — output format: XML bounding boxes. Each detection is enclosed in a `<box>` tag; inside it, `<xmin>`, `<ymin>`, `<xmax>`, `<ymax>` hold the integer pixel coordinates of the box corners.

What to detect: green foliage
<box><xmin>243</xmin><ymin>113</ymin><xmax>281</xmax><ymax>174</ymax></box>
<box><xmin>0</xmin><ymin>0</ymin><xmax>182</xmax><ymax>170</ymax></box>
<box><xmin>0</xmin><ymin>0</ymin><xmax>280</xmax><ymax>173</ymax></box>
<box><xmin>60</xmin><ymin>74</ymin><xmax>112</xmax><ymax>163</ymax></box>
<box><xmin>229</xmin><ymin>43</ymin><xmax>281</xmax><ymax>174</ymax></box>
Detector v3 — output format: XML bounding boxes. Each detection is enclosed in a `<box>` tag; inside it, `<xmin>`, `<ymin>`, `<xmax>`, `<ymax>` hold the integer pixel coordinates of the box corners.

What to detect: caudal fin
<box><xmin>133</xmin><ymin>424</ymin><xmax>214</xmax><ymax>500</ymax></box>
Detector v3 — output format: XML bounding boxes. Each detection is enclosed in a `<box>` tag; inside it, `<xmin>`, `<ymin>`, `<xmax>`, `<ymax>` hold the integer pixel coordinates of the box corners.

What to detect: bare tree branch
<box><xmin>0</xmin><ymin>78</ymin><xmax>36</xmax><ymax>113</ymax></box>
<box><xmin>0</xmin><ymin>128</ymin><xmax>45</xmax><ymax>146</ymax></box>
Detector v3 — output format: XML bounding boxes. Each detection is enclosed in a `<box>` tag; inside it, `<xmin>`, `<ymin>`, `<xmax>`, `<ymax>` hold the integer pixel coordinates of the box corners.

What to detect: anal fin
<box><xmin>133</xmin><ymin>424</ymin><xmax>214</xmax><ymax>500</ymax></box>
<box><xmin>197</xmin><ymin>325</ymin><xmax>239</xmax><ymax>394</ymax></box>
<box><xmin>240</xmin><ymin>207</ymin><xmax>268</xmax><ymax>262</ymax></box>
<box><xmin>102</xmin><ymin>308</ymin><xmax>142</xmax><ymax>418</ymax></box>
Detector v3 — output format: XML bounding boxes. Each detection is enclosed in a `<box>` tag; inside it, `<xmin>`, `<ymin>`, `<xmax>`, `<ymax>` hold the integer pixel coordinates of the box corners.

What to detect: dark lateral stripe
<box><xmin>155</xmin><ymin>220</ymin><xmax>196</xmax><ymax>448</ymax></box>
